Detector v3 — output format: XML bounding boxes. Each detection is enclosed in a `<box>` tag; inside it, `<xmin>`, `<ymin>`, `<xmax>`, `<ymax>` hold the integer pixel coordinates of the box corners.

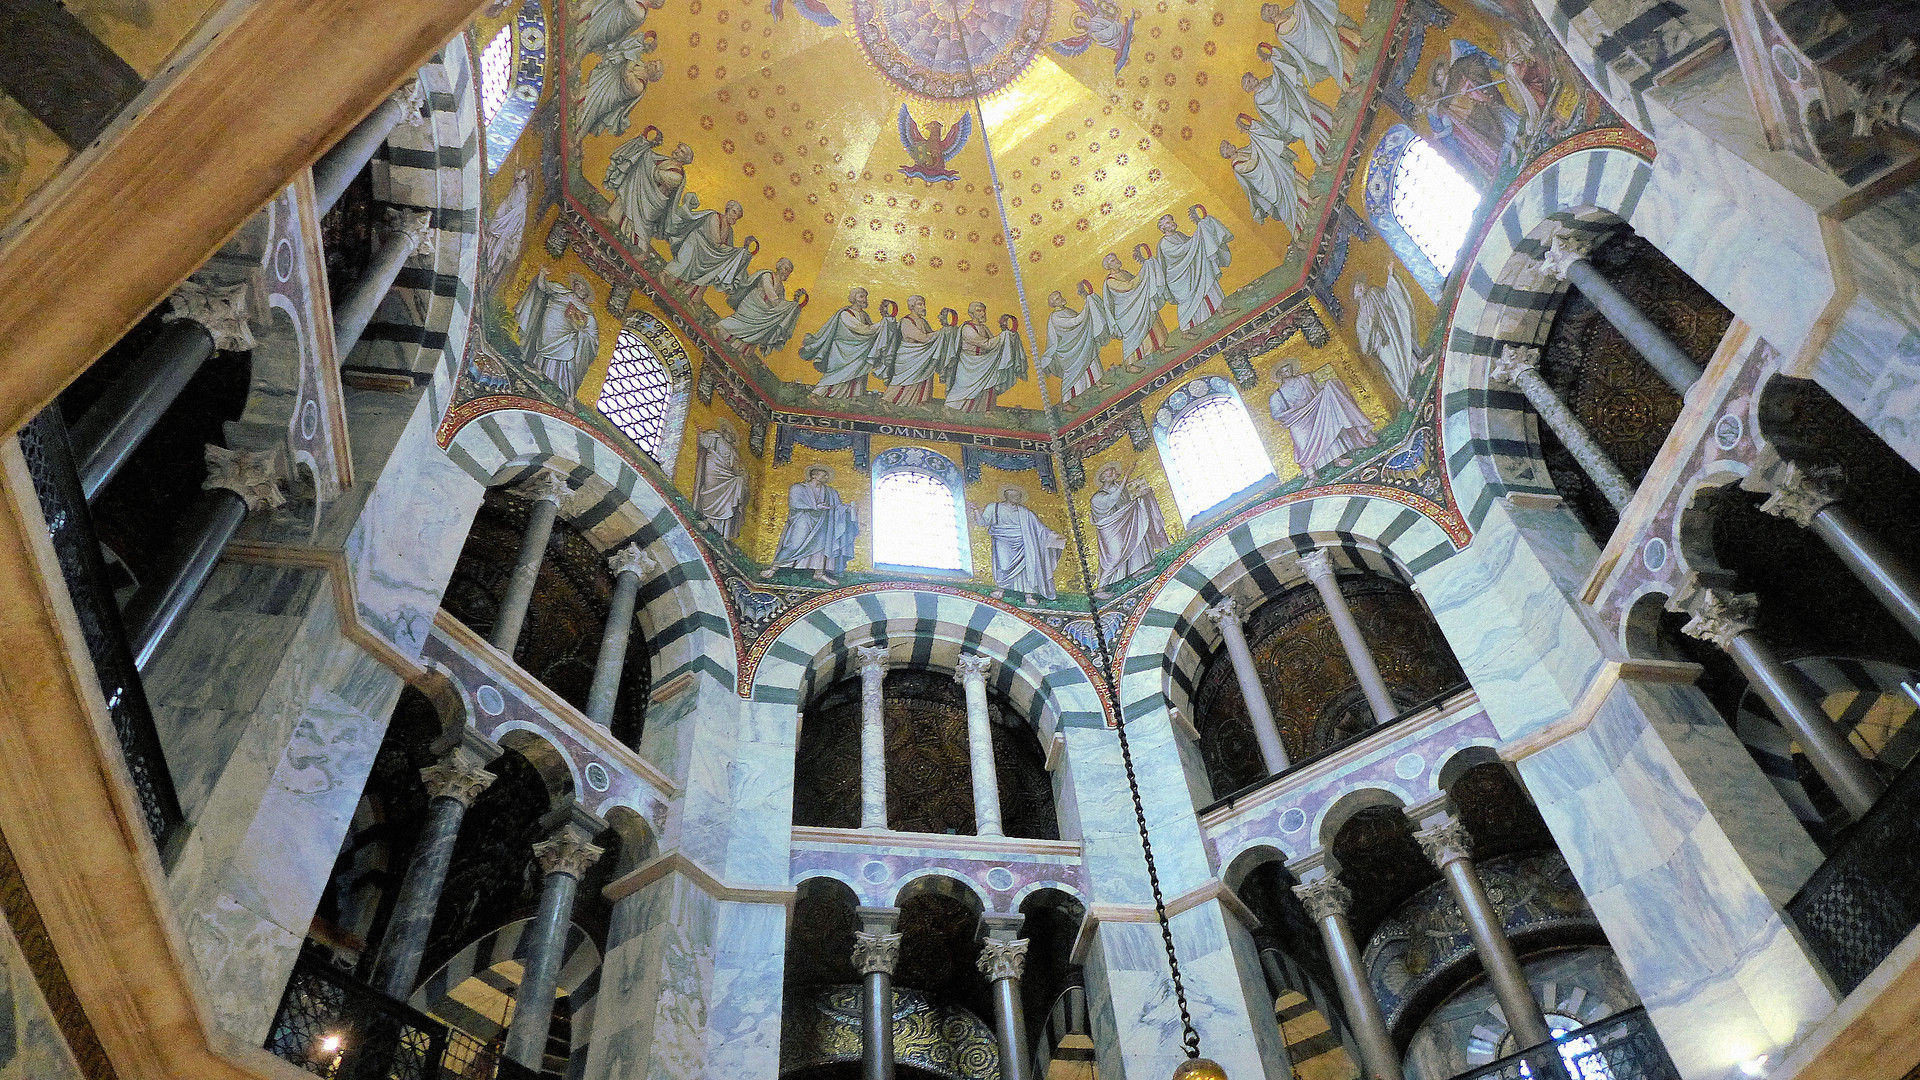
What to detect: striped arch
<box><xmin>1118</xmin><ymin>493</ymin><xmax>1460</xmax><ymax>726</ymax></box>
<box><xmin>749</xmin><ymin>588</ymin><xmax>1108</xmax><ymax>739</ymax></box>
<box><xmin>443</xmin><ymin>405</ymin><xmax>736</xmax><ymax>693</ymax></box>
<box><xmin>409</xmin><ymin>918</ymin><xmax>603</xmax><ymax>1060</ymax></box>
<box><xmin>1440</xmin><ymin>144</ymin><xmax>1656</xmax><ymax>534</ymax></box>
<box><xmin>354</xmin><ymin>40</ymin><xmax>485</xmax><ymax>423</ymax></box>
<box><xmin>1736</xmin><ymin>656</ymin><xmax>1920</xmax><ymax>840</ymax></box>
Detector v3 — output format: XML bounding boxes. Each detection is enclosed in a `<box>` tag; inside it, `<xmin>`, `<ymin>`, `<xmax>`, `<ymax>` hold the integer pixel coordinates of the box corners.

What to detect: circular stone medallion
<box><xmin>852</xmin><ymin>0</ymin><xmax>1053</xmax><ymax>99</ymax></box>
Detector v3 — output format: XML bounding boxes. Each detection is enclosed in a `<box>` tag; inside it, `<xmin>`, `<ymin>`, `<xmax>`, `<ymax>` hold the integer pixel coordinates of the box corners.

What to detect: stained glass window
<box><xmin>479</xmin><ymin>26</ymin><xmax>515</xmax><ymax>125</ymax></box>
<box><xmin>1163</xmin><ymin>392</ymin><xmax>1275</xmax><ymax>521</ymax></box>
<box><xmin>595</xmin><ymin>329</ymin><xmax>673</xmax><ymax>460</ymax></box>
<box><xmin>1390</xmin><ymin>135</ymin><xmax>1480</xmax><ymax>278</ymax></box>
<box><xmin>873</xmin><ymin>467</ymin><xmax>966</xmax><ymax>571</ymax></box>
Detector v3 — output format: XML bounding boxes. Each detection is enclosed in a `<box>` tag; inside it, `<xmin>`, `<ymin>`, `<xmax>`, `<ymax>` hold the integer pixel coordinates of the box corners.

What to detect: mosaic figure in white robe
<box><xmin>761</xmin><ymin>467</ymin><xmax>858</xmax><ymax>584</ymax></box>
<box><xmin>605</xmin><ymin>133</ymin><xmax>689</xmax><ymax>251</ymax></box>
<box><xmin>1261</xmin><ymin>0</ymin><xmax>1361</xmax><ymax>89</ymax></box>
<box><xmin>514</xmin><ymin>267</ymin><xmax>599</xmax><ymax>398</ymax></box>
<box><xmin>483</xmin><ymin>167</ymin><xmax>530</xmax><ymax>289</ymax></box>
<box><xmin>1268</xmin><ymin>360</ymin><xmax>1379</xmax><ymax>483</ymax></box>
<box><xmin>803</xmin><ymin>287</ymin><xmax>882</xmax><ymax>399</ymax></box>
<box><xmin>947</xmin><ymin>306</ymin><xmax>1028</xmax><ymax>413</ymax></box>
<box><xmin>663</xmin><ymin>199</ymin><xmax>751</xmax><ymax>303</ymax></box>
<box><xmin>717</xmin><ymin>258</ymin><xmax>803</xmax><ymax>355</ymax></box>
<box><xmin>1248</xmin><ymin>45</ymin><xmax>1334</xmax><ymax>163</ymax></box>
<box><xmin>693</xmin><ymin>425</ymin><xmax>748</xmax><ymax>538</ymax></box>
<box><xmin>1102</xmin><ymin>248</ymin><xmax>1169</xmax><ymax>372</ymax></box>
<box><xmin>1353</xmin><ymin>269</ymin><xmax>1424</xmax><ymax>407</ymax></box>
<box><xmin>575</xmin><ymin>33</ymin><xmax>660</xmax><ymax>138</ymax></box>
<box><xmin>974</xmin><ymin>487</ymin><xmax>1065</xmax><ymax>600</ymax></box>
<box><xmin>575</xmin><ymin>0</ymin><xmax>663</xmax><ymax>57</ymax></box>
<box><xmin>1090</xmin><ymin>463</ymin><xmax>1169</xmax><ymax>588</ymax></box>
<box><xmin>1222</xmin><ymin>134</ymin><xmax>1304</xmax><ymax>234</ymax></box>
<box><xmin>881</xmin><ymin>296</ymin><xmax>960</xmax><ymax>407</ymax></box>
<box><xmin>1156</xmin><ymin>208</ymin><xmax>1234</xmax><ymax>333</ymax></box>
<box><xmin>1040</xmin><ymin>283</ymin><xmax>1112</xmax><ymax>403</ymax></box>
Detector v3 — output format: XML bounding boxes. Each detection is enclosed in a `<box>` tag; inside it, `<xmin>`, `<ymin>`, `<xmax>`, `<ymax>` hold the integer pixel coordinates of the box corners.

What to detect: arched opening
<box><xmin>871</xmin><ymin>448</ymin><xmax>971</xmax><ymax>573</ymax></box>
<box><xmin>595</xmin><ymin>328</ymin><xmax>675</xmax><ymax>460</ymax></box>
<box><xmin>1156</xmin><ymin>379</ymin><xmax>1277</xmax><ymax>522</ymax></box>
<box><xmin>1363</xmin><ymin>125</ymin><xmax>1481</xmax><ymax>295</ymax></box>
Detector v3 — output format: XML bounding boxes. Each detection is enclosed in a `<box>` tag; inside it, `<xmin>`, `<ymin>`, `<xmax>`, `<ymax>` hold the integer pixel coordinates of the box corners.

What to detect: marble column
<box><xmin>857</xmin><ymin>645</ymin><xmax>890</xmax><ymax>830</ymax></box>
<box><xmin>504</xmin><ymin>806</ymin><xmax>606</xmax><ymax>1069</ymax></box>
<box><xmin>334</xmin><ymin>207</ymin><xmax>435</xmax><ymax>360</ymax></box>
<box><xmin>1412</xmin><ymin>815</ymin><xmax>1554</xmax><ymax>1050</ymax></box>
<box><xmin>954</xmin><ymin>654</ymin><xmax>1004</xmax><ymax>836</ymax></box>
<box><xmin>71</xmin><ymin>280</ymin><xmax>256</xmax><ymax>502</ymax></box>
<box><xmin>1293</xmin><ymin>875</ymin><xmax>1399</xmax><ymax>1080</ymax></box>
<box><xmin>1298</xmin><ymin>550</ymin><xmax>1399</xmax><ymax>724</ymax></box>
<box><xmin>1542</xmin><ymin>230</ymin><xmax>1703</xmax><ymax>395</ymax></box>
<box><xmin>854</xmin><ymin>908</ymin><xmax>902</xmax><ymax>1080</ymax></box>
<box><xmin>491</xmin><ymin>471</ymin><xmax>573</xmax><ymax>656</ymax></box>
<box><xmin>1489</xmin><ymin>345</ymin><xmax>1636</xmax><ymax>514</ymax></box>
<box><xmin>587</xmin><ymin>544</ymin><xmax>655</xmax><ymax>727</ymax></box>
<box><xmin>978</xmin><ymin>926</ymin><xmax>1033</xmax><ymax>1080</ymax></box>
<box><xmin>1753</xmin><ymin>461</ymin><xmax>1920</xmax><ymax>645</ymax></box>
<box><xmin>1674</xmin><ymin>585</ymin><xmax>1885</xmax><ymax>817</ymax></box>
<box><xmin>125</xmin><ymin>445</ymin><xmax>285</xmax><ymax>669</ymax></box>
<box><xmin>1204</xmin><ymin>597</ymin><xmax>1290</xmax><ymax>774</ymax></box>
<box><xmin>371</xmin><ymin>729</ymin><xmax>500</xmax><ymax>998</ymax></box>
<box><xmin>312</xmin><ymin>77</ymin><xmax>427</xmax><ymax>215</ymax></box>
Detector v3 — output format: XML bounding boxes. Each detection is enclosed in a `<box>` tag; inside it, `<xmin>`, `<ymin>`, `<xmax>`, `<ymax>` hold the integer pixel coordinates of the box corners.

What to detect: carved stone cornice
<box><xmin>203</xmin><ymin>445</ymin><xmax>285</xmax><ymax>512</ymax></box>
<box><xmin>1292</xmin><ymin>876</ymin><xmax>1353</xmax><ymax>921</ymax></box>
<box><xmin>516</xmin><ymin>470</ymin><xmax>573</xmax><ymax>507</ymax></box>
<box><xmin>1413</xmin><ymin>817</ymin><xmax>1473</xmax><ymax>869</ymax></box>
<box><xmin>1755</xmin><ymin>462</ymin><xmax>1843</xmax><ymax>528</ymax></box>
<box><xmin>164</xmin><ymin>279</ymin><xmax>255</xmax><ymax>352</ymax></box>
<box><xmin>1540</xmin><ymin>230</ymin><xmax>1593</xmax><ymax>282</ymax></box>
<box><xmin>607</xmin><ymin>543</ymin><xmax>656</xmax><ymax>580</ymax></box>
<box><xmin>953</xmin><ymin>653</ymin><xmax>993</xmax><ymax>686</ymax></box>
<box><xmin>977</xmin><ymin>937</ymin><xmax>1029</xmax><ymax>982</ymax></box>
<box><xmin>420</xmin><ymin>761</ymin><xmax>496</xmax><ymax>807</ymax></box>
<box><xmin>1297</xmin><ymin>548</ymin><xmax>1336</xmax><ymax>587</ymax></box>
<box><xmin>852</xmin><ymin>930</ymin><xmax>902</xmax><ymax>976</ymax></box>
<box><xmin>1673</xmin><ymin>586</ymin><xmax>1759</xmax><ymax>649</ymax></box>
<box><xmin>1488</xmin><ymin>344</ymin><xmax>1542</xmax><ymax>386</ymax></box>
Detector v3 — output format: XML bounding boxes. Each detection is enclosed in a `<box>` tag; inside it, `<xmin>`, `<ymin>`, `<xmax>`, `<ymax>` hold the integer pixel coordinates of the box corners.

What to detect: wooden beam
<box><xmin>0</xmin><ymin>0</ymin><xmax>487</xmax><ymax>440</ymax></box>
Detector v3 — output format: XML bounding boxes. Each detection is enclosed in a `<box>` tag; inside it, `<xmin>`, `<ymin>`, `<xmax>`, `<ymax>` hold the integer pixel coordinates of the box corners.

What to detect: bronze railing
<box><xmin>1452</xmin><ymin>1007</ymin><xmax>1679</xmax><ymax>1080</ymax></box>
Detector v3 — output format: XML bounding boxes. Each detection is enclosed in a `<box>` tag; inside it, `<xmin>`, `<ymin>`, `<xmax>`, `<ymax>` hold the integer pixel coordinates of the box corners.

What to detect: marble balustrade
<box><xmin>789</xmin><ymin>826</ymin><xmax>1086</xmax><ymax>914</ymax></box>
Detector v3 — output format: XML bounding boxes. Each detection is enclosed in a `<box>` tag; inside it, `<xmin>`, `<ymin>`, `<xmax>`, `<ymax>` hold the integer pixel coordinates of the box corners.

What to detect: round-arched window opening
<box><xmin>595</xmin><ymin>329</ymin><xmax>674</xmax><ymax>460</ymax></box>
<box><xmin>1390</xmin><ymin>136</ymin><xmax>1480</xmax><ymax>279</ymax></box>
<box><xmin>1157</xmin><ymin>384</ymin><xmax>1275</xmax><ymax>522</ymax></box>
<box><xmin>871</xmin><ymin>448</ymin><xmax>971</xmax><ymax>573</ymax></box>
<box><xmin>479</xmin><ymin>26</ymin><xmax>514</xmax><ymax>125</ymax></box>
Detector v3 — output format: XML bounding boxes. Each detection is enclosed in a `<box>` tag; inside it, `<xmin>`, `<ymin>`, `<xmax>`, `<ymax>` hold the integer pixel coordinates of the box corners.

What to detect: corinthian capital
<box><xmin>1297</xmin><ymin>548</ymin><xmax>1336</xmax><ymax>587</ymax></box>
<box><xmin>516</xmin><ymin>469</ymin><xmax>573</xmax><ymax>507</ymax></box>
<box><xmin>1414</xmin><ymin>817</ymin><xmax>1474</xmax><ymax>869</ymax></box>
<box><xmin>852</xmin><ymin>930</ymin><xmax>902</xmax><ymax>976</ymax></box>
<box><xmin>164</xmin><ymin>279</ymin><xmax>255</xmax><ymax>352</ymax></box>
<box><xmin>953</xmin><ymin>654</ymin><xmax>993</xmax><ymax>685</ymax></box>
<box><xmin>1755</xmin><ymin>462</ymin><xmax>1843</xmax><ymax>528</ymax></box>
<box><xmin>420</xmin><ymin>761</ymin><xmax>496</xmax><ymax>807</ymax></box>
<box><xmin>1488</xmin><ymin>345</ymin><xmax>1541</xmax><ymax>386</ymax></box>
<box><xmin>204</xmin><ymin>445</ymin><xmax>285</xmax><ymax>512</ymax></box>
<box><xmin>607</xmin><ymin>543</ymin><xmax>656</xmax><ymax>580</ymax></box>
<box><xmin>1292</xmin><ymin>876</ymin><xmax>1352</xmax><ymax>921</ymax></box>
<box><xmin>384</xmin><ymin>207</ymin><xmax>436</xmax><ymax>257</ymax></box>
<box><xmin>1671</xmin><ymin>586</ymin><xmax>1759</xmax><ymax>649</ymax></box>
<box><xmin>533</xmin><ymin>832</ymin><xmax>605</xmax><ymax>879</ymax></box>
<box><xmin>393</xmin><ymin>76</ymin><xmax>430</xmax><ymax>126</ymax></box>
<box><xmin>1203</xmin><ymin>595</ymin><xmax>1240</xmax><ymax>629</ymax></box>
<box><xmin>977</xmin><ymin>937</ymin><xmax>1030</xmax><ymax>982</ymax></box>
<box><xmin>1540</xmin><ymin>230</ymin><xmax>1592</xmax><ymax>282</ymax></box>
<box><xmin>856</xmin><ymin>644</ymin><xmax>890</xmax><ymax>674</ymax></box>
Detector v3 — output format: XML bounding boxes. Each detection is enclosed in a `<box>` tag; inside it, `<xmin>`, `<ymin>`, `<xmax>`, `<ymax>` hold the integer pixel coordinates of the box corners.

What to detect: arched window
<box><xmin>1154</xmin><ymin>377</ymin><xmax>1275</xmax><ymax>522</ymax></box>
<box><xmin>596</xmin><ymin>329</ymin><xmax>673</xmax><ymax>460</ymax></box>
<box><xmin>1363</xmin><ymin>124</ymin><xmax>1482</xmax><ymax>296</ymax></box>
<box><xmin>871</xmin><ymin>447</ymin><xmax>970</xmax><ymax>573</ymax></box>
<box><xmin>478</xmin><ymin>0</ymin><xmax>547</xmax><ymax>173</ymax></box>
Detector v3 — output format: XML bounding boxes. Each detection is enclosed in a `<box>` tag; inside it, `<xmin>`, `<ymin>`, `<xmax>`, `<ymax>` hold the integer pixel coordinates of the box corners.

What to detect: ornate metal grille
<box><xmin>1788</xmin><ymin>756</ymin><xmax>1920</xmax><ymax>994</ymax></box>
<box><xmin>595</xmin><ymin>329</ymin><xmax>673</xmax><ymax>460</ymax></box>
<box><xmin>1454</xmin><ymin>1007</ymin><xmax>1680</xmax><ymax>1080</ymax></box>
<box><xmin>15</xmin><ymin>408</ymin><xmax>184</xmax><ymax>847</ymax></box>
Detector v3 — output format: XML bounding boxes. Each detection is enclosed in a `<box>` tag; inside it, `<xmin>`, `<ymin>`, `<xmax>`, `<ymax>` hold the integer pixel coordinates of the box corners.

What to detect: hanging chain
<box><xmin>940</xmin><ymin>8</ymin><xmax>1201</xmax><ymax>1057</ymax></box>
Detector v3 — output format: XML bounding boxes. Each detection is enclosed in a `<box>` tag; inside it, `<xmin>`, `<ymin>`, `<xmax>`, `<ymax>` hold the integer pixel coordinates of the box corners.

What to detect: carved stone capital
<box><xmin>392</xmin><ymin>76</ymin><xmax>430</xmax><ymax>126</ymax></box>
<box><xmin>1756</xmin><ymin>462</ymin><xmax>1843</xmax><ymax>528</ymax></box>
<box><xmin>1672</xmin><ymin>587</ymin><xmax>1759</xmax><ymax>649</ymax></box>
<box><xmin>516</xmin><ymin>470</ymin><xmax>573</xmax><ymax>507</ymax></box>
<box><xmin>977</xmin><ymin>937</ymin><xmax>1030</xmax><ymax>982</ymax></box>
<box><xmin>1297</xmin><ymin>548</ymin><xmax>1336</xmax><ymax>587</ymax></box>
<box><xmin>164</xmin><ymin>279</ymin><xmax>255</xmax><ymax>352</ymax></box>
<box><xmin>1540</xmin><ymin>230</ymin><xmax>1592</xmax><ymax>282</ymax></box>
<box><xmin>852</xmin><ymin>930</ymin><xmax>902</xmax><ymax>976</ymax></box>
<box><xmin>953</xmin><ymin>653</ymin><xmax>993</xmax><ymax>686</ymax></box>
<box><xmin>1414</xmin><ymin>817</ymin><xmax>1474</xmax><ymax>869</ymax></box>
<box><xmin>420</xmin><ymin>761</ymin><xmax>496</xmax><ymax>807</ymax></box>
<box><xmin>1292</xmin><ymin>876</ymin><xmax>1352</xmax><ymax>922</ymax></box>
<box><xmin>203</xmin><ymin>445</ymin><xmax>285</xmax><ymax>512</ymax></box>
<box><xmin>855</xmin><ymin>644</ymin><xmax>890</xmax><ymax>674</ymax></box>
<box><xmin>532</xmin><ymin>833</ymin><xmax>606</xmax><ymax>879</ymax></box>
<box><xmin>384</xmin><ymin>207</ymin><xmax>436</xmax><ymax>257</ymax></box>
<box><xmin>1488</xmin><ymin>345</ymin><xmax>1541</xmax><ymax>386</ymax></box>
<box><xmin>1203</xmin><ymin>596</ymin><xmax>1240</xmax><ymax>630</ymax></box>
<box><xmin>607</xmin><ymin>543</ymin><xmax>656</xmax><ymax>580</ymax></box>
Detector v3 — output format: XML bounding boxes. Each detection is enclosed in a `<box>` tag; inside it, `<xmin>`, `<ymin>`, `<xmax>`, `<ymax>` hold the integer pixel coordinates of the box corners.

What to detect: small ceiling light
<box><xmin>1740</xmin><ymin>1055</ymin><xmax>1769</xmax><ymax>1077</ymax></box>
<box><xmin>320</xmin><ymin>1035</ymin><xmax>343</xmax><ymax>1055</ymax></box>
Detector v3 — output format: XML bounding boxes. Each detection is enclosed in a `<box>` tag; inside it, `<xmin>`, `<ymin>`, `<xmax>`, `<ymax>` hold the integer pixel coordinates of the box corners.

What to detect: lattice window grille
<box><xmin>1390</xmin><ymin>135</ymin><xmax>1480</xmax><ymax>278</ymax></box>
<box><xmin>1163</xmin><ymin>392</ymin><xmax>1275</xmax><ymax>521</ymax></box>
<box><xmin>479</xmin><ymin>26</ymin><xmax>514</xmax><ymax>124</ymax></box>
<box><xmin>596</xmin><ymin>329</ymin><xmax>673</xmax><ymax>460</ymax></box>
<box><xmin>873</xmin><ymin>467</ymin><xmax>966</xmax><ymax>571</ymax></box>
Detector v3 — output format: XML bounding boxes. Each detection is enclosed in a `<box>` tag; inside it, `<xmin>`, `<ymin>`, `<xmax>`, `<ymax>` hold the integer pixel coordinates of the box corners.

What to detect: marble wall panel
<box><xmin>0</xmin><ymin>906</ymin><xmax>85</xmax><ymax>1080</ymax></box>
<box><xmin>789</xmin><ymin>833</ymin><xmax>1084</xmax><ymax>913</ymax></box>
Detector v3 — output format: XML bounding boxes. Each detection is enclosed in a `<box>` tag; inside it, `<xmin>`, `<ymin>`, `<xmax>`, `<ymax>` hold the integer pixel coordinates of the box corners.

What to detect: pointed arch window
<box><xmin>871</xmin><ymin>447</ymin><xmax>970</xmax><ymax>573</ymax></box>
<box><xmin>1363</xmin><ymin>125</ymin><xmax>1483</xmax><ymax>296</ymax></box>
<box><xmin>1154</xmin><ymin>377</ymin><xmax>1276</xmax><ymax>522</ymax></box>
